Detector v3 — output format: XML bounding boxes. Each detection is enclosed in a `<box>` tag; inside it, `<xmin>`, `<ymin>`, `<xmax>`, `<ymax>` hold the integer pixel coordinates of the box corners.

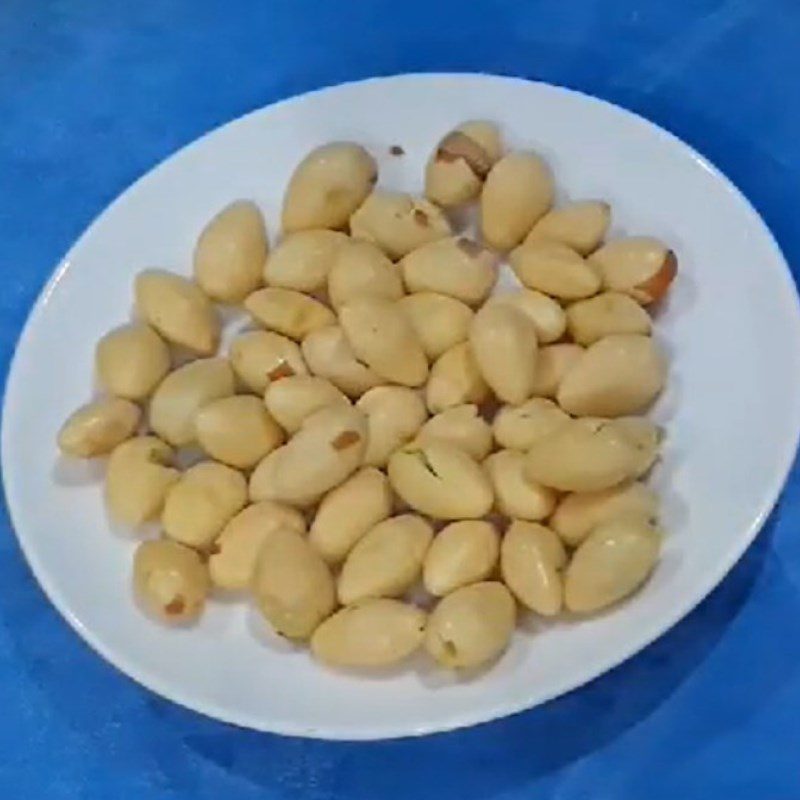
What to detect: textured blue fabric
<box><xmin>2</xmin><ymin>1</ymin><xmax>800</xmax><ymax>797</ymax></box>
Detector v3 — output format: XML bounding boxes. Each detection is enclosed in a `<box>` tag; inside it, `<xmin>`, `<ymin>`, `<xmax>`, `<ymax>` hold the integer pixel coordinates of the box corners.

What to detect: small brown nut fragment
<box><xmin>339</xmin><ymin>297</ymin><xmax>428</xmax><ymax>387</ymax></box>
<box><xmin>301</xmin><ymin>325</ymin><xmax>383</xmax><ymax>398</ymax></box>
<box><xmin>485</xmin><ymin>450</ymin><xmax>556</xmax><ymax>521</ymax></box>
<box><xmin>148</xmin><ymin>358</ymin><xmax>235</xmax><ymax>447</ymax></box>
<box><xmin>566</xmin><ymin>292</ymin><xmax>652</xmax><ymax>346</ymax></box>
<box><xmin>337</xmin><ymin>514</ymin><xmax>434</xmax><ymax>605</ymax></box>
<box><xmin>162</xmin><ymin>461</ymin><xmax>248</xmax><ymax>549</ymax></box>
<box><xmin>469</xmin><ymin>302</ymin><xmax>537</xmax><ymax>405</ymax></box>
<box><xmin>194</xmin><ymin>395</ymin><xmax>284</xmax><ymax>469</ymax></box>
<box><xmin>252</xmin><ymin>527</ymin><xmax>336</xmax><ymax>639</ymax></box>
<box><xmin>492</xmin><ymin>397</ymin><xmax>571</xmax><ymax>450</ymax></box>
<box><xmin>244</xmin><ymin>287</ymin><xmax>335</xmax><ymax>341</ymax></box>
<box><xmin>229</xmin><ymin>330</ymin><xmax>308</xmax><ymax>394</ymax></box>
<box><xmin>480</xmin><ymin>152</ymin><xmax>554</xmax><ymax>251</ymax></box>
<box><xmin>556</xmin><ymin>334</ymin><xmax>666</xmax><ymax>417</ymax></box>
<box><xmin>95</xmin><ymin>323</ymin><xmax>171</xmax><ymax>400</ymax></box>
<box><xmin>263</xmin><ymin>229</ymin><xmax>348</xmax><ymax>292</ymax></box>
<box><xmin>426</xmin><ymin>342</ymin><xmax>489</xmax><ymax>413</ymax></box>
<box><xmin>509</xmin><ymin>240</ymin><xmax>601</xmax><ymax>300</ymax></box>
<box><xmin>133</xmin><ymin>540</ymin><xmax>210</xmax><ymax>624</ymax></box>
<box><xmin>309</xmin><ymin>467</ymin><xmax>393</xmax><ymax>564</ymax></box>
<box><xmin>327</xmin><ymin>240</ymin><xmax>404</xmax><ymax>309</ymax></box>
<box><xmin>264</xmin><ymin>375</ymin><xmax>350</xmax><ymax>434</ymax></box>
<box><xmin>311</xmin><ymin>599</ymin><xmax>426</xmax><ymax>668</ymax></box>
<box><xmin>525</xmin><ymin>200</ymin><xmax>611</xmax><ymax>255</ymax></box>
<box><xmin>501</xmin><ymin>521</ymin><xmax>566</xmax><ymax>615</ymax></box>
<box><xmin>531</xmin><ymin>344</ymin><xmax>584</xmax><ymax>399</ymax></box>
<box><xmin>416</xmin><ymin>404</ymin><xmax>492</xmax><ymax>461</ymax></box>
<box><xmin>282</xmin><ymin>142</ymin><xmax>377</xmax><ymax>233</ymax></box>
<box><xmin>209</xmin><ymin>501</ymin><xmax>306</xmax><ymax>590</ymax></box>
<box><xmin>134</xmin><ymin>270</ymin><xmax>219</xmax><ymax>356</ymax></box>
<box><xmin>425</xmin><ymin>582</ymin><xmax>516</xmax><ymax>670</ymax></box>
<box><xmin>589</xmin><ymin>237</ymin><xmax>677</xmax><ymax>305</ymax></box>
<box><xmin>494</xmin><ymin>289</ymin><xmax>566</xmax><ymax>344</ymax></box>
<box><xmin>105</xmin><ymin>436</ymin><xmax>180</xmax><ymax>526</ymax></box>
<box><xmin>524</xmin><ymin>417</ymin><xmax>644</xmax><ymax>492</ymax></box>
<box><xmin>387</xmin><ymin>441</ymin><xmax>494</xmax><ymax>520</ymax></box>
<box><xmin>400</xmin><ymin>237</ymin><xmax>498</xmax><ymax>305</ymax></box>
<box><xmin>249</xmin><ymin>404</ymin><xmax>367</xmax><ymax>507</ymax></box>
<box><xmin>58</xmin><ymin>398</ymin><xmax>141</xmax><ymax>458</ymax></box>
<box><xmin>350</xmin><ymin>191</ymin><xmax>451</xmax><ymax>259</ymax></box>
<box><xmin>398</xmin><ymin>292</ymin><xmax>474</xmax><ymax>360</ymax></box>
<box><xmin>356</xmin><ymin>386</ymin><xmax>428</xmax><ymax>468</ymax></box>
<box><xmin>193</xmin><ymin>200</ymin><xmax>268</xmax><ymax>303</ymax></box>
<box><xmin>551</xmin><ymin>481</ymin><xmax>659</xmax><ymax>547</ymax></box>
<box><xmin>423</xmin><ymin>520</ymin><xmax>500</xmax><ymax>597</ymax></box>
<box><xmin>565</xmin><ymin>516</ymin><xmax>662</xmax><ymax>613</ymax></box>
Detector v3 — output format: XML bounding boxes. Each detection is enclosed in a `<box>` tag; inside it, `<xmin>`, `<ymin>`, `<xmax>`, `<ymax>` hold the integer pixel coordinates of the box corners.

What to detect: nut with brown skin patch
<box><xmin>435</xmin><ymin>131</ymin><xmax>493</xmax><ymax>178</ymax></box>
<box><xmin>332</xmin><ymin>430</ymin><xmax>361</xmax><ymax>450</ymax></box>
<box><xmin>267</xmin><ymin>361</ymin><xmax>296</xmax><ymax>381</ymax></box>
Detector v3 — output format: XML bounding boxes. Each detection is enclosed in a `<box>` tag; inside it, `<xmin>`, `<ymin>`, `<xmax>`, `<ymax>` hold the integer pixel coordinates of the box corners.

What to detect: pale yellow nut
<box><xmin>162</xmin><ymin>461</ymin><xmax>247</xmax><ymax>549</ymax></box>
<box><xmin>509</xmin><ymin>240</ymin><xmax>601</xmax><ymax>300</ymax></box>
<box><xmin>426</xmin><ymin>342</ymin><xmax>489</xmax><ymax>413</ymax></box>
<box><xmin>501</xmin><ymin>521</ymin><xmax>565</xmax><ymax>615</ymax></box>
<box><xmin>244</xmin><ymin>287</ymin><xmax>335</xmax><ymax>341</ymax></box>
<box><xmin>193</xmin><ymin>200</ymin><xmax>267</xmax><ymax>303</ymax></box>
<box><xmin>425</xmin><ymin>582</ymin><xmax>515</xmax><ymax>669</ymax></box>
<box><xmin>457</xmin><ymin>120</ymin><xmax>503</xmax><ymax>164</ymax></box>
<box><xmin>337</xmin><ymin>514</ymin><xmax>433</xmax><ymax>605</ymax></box>
<box><xmin>525</xmin><ymin>200</ymin><xmax>611</xmax><ymax>255</ymax></box>
<box><xmin>264</xmin><ymin>229</ymin><xmax>348</xmax><ymax>292</ymax></box>
<box><xmin>194</xmin><ymin>395</ymin><xmax>284</xmax><ymax>469</ymax></box>
<box><xmin>589</xmin><ymin>236</ymin><xmax>677</xmax><ymax>305</ymax></box>
<box><xmin>469</xmin><ymin>302</ymin><xmax>537</xmax><ymax>405</ymax></box>
<box><xmin>524</xmin><ymin>417</ymin><xmax>644</xmax><ymax>492</ymax></box>
<box><xmin>133</xmin><ymin>539</ymin><xmax>209</xmax><ymax>624</ymax></box>
<box><xmin>134</xmin><ymin>269</ymin><xmax>219</xmax><ymax>356</ymax></box>
<box><xmin>249</xmin><ymin>404</ymin><xmax>367</xmax><ymax>507</ymax></box>
<box><xmin>557</xmin><ymin>334</ymin><xmax>666</xmax><ymax>417</ymax></box>
<box><xmin>252</xmin><ymin>527</ymin><xmax>336</xmax><ymax>639</ymax></box>
<box><xmin>531</xmin><ymin>344</ymin><xmax>584</xmax><ymax>399</ymax></box>
<box><xmin>148</xmin><ymin>358</ymin><xmax>235</xmax><ymax>447</ymax></box>
<box><xmin>311</xmin><ymin>599</ymin><xmax>426</xmax><ymax>668</ymax></box>
<box><xmin>327</xmin><ymin>239</ymin><xmax>404</xmax><ymax>309</ymax></box>
<box><xmin>264</xmin><ymin>374</ymin><xmax>350</xmax><ymax>434</ymax></box>
<box><xmin>309</xmin><ymin>467</ymin><xmax>393</xmax><ymax>564</ymax></box>
<box><xmin>301</xmin><ymin>325</ymin><xmax>382</xmax><ymax>398</ymax></box>
<box><xmin>387</xmin><ymin>441</ymin><xmax>493</xmax><ymax>520</ymax></box>
<box><xmin>95</xmin><ymin>323</ymin><xmax>170</xmax><ymax>400</ymax></box>
<box><xmin>339</xmin><ymin>297</ymin><xmax>428</xmax><ymax>387</ymax></box>
<box><xmin>415</xmin><ymin>404</ymin><xmax>492</xmax><ymax>461</ymax></box>
<box><xmin>282</xmin><ymin>142</ymin><xmax>377</xmax><ymax>233</ymax></box>
<box><xmin>356</xmin><ymin>386</ymin><xmax>428</xmax><ymax>468</ymax></box>
<box><xmin>58</xmin><ymin>397</ymin><xmax>140</xmax><ymax>458</ymax></box>
<box><xmin>228</xmin><ymin>330</ymin><xmax>308</xmax><ymax>395</ymax></box>
<box><xmin>480</xmin><ymin>152</ymin><xmax>554</xmax><ymax>252</ymax></box>
<box><xmin>565</xmin><ymin>516</ymin><xmax>662</xmax><ymax>613</ymax></box>
<box><xmin>484</xmin><ymin>450</ymin><xmax>556</xmax><ymax>521</ymax></box>
<box><xmin>551</xmin><ymin>481</ymin><xmax>659</xmax><ymax>547</ymax></box>
<box><xmin>566</xmin><ymin>291</ymin><xmax>652</xmax><ymax>346</ymax></box>
<box><xmin>208</xmin><ymin>501</ymin><xmax>306</xmax><ymax>591</ymax></box>
<box><xmin>399</xmin><ymin>237</ymin><xmax>498</xmax><ymax>306</ymax></box>
<box><xmin>493</xmin><ymin>289</ymin><xmax>566</xmax><ymax>344</ymax></box>
<box><xmin>398</xmin><ymin>292</ymin><xmax>473</xmax><ymax>360</ymax></box>
<box><xmin>492</xmin><ymin>397</ymin><xmax>571</xmax><ymax>451</ymax></box>
<box><xmin>350</xmin><ymin>191</ymin><xmax>451</xmax><ymax>260</ymax></box>
<box><xmin>423</xmin><ymin>520</ymin><xmax>499</xmax><ymax>597</ymax></box>
<box><xmin>607</xmin><ymin>416</ymin><xmax>663</xmax><ymax>477</ymax></box>
<box><xmin>105</xmin><ymin>436</ymin><xmax>180</xmax><ymax>526</ymax></box>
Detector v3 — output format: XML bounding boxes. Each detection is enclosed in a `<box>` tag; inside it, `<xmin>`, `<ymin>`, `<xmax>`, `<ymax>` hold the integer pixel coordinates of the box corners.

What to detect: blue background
<box><xmin>2</xmin><ymin>1</ymin><xmax>800</xmax><ymax>797</ymax></box>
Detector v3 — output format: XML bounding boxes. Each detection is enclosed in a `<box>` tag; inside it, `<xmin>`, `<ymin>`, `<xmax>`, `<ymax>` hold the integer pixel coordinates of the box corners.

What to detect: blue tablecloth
<box><xmin>2</xmin><ymin>2</ymin><xmax>800</xmax><ymax>797</ymax></box>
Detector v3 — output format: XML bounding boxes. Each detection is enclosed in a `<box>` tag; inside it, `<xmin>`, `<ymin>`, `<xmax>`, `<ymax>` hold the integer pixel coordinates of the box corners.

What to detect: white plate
<box><xmin>4</xmin><ymin>73</ymin><xmax>800</xmax><ymax>740</ymax></box>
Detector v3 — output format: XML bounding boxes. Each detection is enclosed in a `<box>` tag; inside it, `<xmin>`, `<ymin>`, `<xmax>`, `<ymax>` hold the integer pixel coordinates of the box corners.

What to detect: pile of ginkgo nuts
<box><xmin>57</xmin><ymin>120</ymin><xmax>677</xmax><ymax>674</ymax></box>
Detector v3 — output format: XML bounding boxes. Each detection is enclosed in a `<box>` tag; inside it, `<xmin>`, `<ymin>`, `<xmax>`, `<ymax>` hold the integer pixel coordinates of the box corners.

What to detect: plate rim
<box><xmin>3</xmin><ymin>71</ymin><xmax>800</xmax><ymax>740</ymax></box>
